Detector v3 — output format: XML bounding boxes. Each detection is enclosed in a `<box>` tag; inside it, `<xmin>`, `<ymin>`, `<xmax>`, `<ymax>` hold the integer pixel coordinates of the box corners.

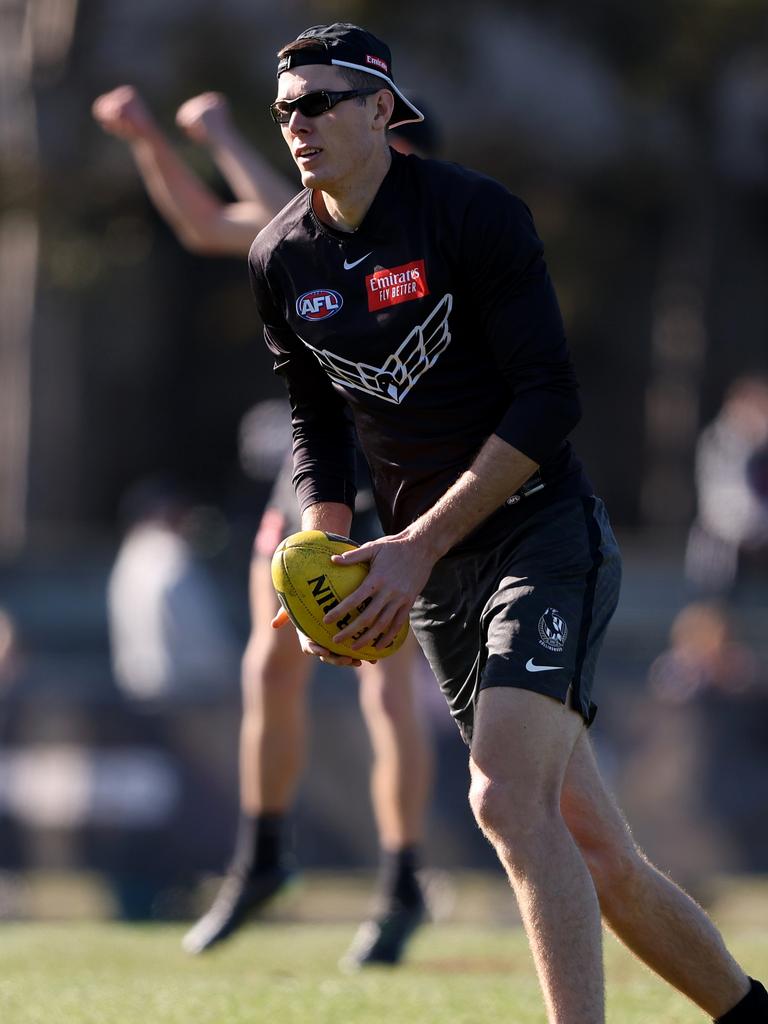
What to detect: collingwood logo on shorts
<box><xmin>301</xmin><ymin>293</ymin><xmax>453</xmax><ymax>404</ymax></box>
<box><xmin>538</xmin><ymin>607</ymin><xmax>568</xmax><ymax>653</ymax></box>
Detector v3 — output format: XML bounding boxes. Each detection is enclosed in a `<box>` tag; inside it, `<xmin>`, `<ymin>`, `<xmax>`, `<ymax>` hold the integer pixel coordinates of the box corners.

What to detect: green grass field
<box><xmin>1</xmin><ymin>876</ymin><xmax>766</xmax><ymax>1023</ymax></box>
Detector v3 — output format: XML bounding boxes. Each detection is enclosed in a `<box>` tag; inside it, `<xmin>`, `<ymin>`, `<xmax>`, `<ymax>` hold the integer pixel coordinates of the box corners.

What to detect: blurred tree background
<box><xmin>2</xmin><ymin>0</ymin><xmax>766</xmax><ymax>546</ymax></box>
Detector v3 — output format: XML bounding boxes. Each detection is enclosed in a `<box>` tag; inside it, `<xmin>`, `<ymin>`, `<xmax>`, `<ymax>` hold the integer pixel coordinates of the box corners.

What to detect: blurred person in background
<box><xmin>249</xmin><ymin>21</ymin><xmax>767</xmax><ymax>1024</ymax></box>
<box><xmin>0</xmin><ymin>608</ymin><xmax>21</xmax><ymax>693</ymax></box>
<box><xmin>93</xmin><ymin>85</ymin><xmax>440</xmax><ymax>967</ymax></box>
<box><xmin>685</xmin><ymin>374</ymin><xmax>768</xmax><ymax>596</ymax></box>
<box><xmin>648</xmin><ymin>601</ymin><xmax>759</xmax><ymax>706</ymax></box>
<box><xmin>647</xmin><ymin>602</ymin><xmax>768</xmax><ymax>874</ymax></box>
<box><xmin>108</xmin><ymin>478</ymin><xmax>238</xmax><ymax>701</ymax></box>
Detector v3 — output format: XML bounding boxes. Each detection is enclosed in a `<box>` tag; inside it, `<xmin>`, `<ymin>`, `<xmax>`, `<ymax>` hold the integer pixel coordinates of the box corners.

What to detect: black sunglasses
<box><xmin>269</xmin><ymin>88</ymin><xmax>380</xmax><ymax>125</ymax></box>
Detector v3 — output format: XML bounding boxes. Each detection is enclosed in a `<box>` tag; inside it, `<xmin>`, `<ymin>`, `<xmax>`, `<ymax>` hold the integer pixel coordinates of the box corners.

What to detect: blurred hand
<box><xmin>91</xmin><ymin>85</ymin><xmax>156</xmax><ymax>141</ymax></box>
<box><xmin>175</xmin><ymin>92</ymin><xmax>234</xmax><ymax>146</ymax></box>
<box><xmin>270</xmin><ymin>607</ymin><xmax>369</xmax><ymax>668</ymax></box>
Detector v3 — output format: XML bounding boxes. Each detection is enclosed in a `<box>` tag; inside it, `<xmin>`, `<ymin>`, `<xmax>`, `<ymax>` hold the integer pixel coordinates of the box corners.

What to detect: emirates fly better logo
<box><xmin>366</xmin><ymin>260</ymin><xmax>429</xmax><ymax>312</ymax></box>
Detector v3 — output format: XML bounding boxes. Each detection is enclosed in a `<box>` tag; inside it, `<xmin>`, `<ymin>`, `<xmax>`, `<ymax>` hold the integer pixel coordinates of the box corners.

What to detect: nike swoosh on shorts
<box><xmin>525</xmin><ymin>659</ymin><xmax>560</xmax><ymax>673</ymax></box>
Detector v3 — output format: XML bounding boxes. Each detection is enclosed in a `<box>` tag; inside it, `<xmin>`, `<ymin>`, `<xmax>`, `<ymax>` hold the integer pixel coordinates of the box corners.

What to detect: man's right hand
<box><xmin>175</xmin><ymin>92</ymin><xmax>234</xmax><ymax>147</ymax></box>
<box><xmin>91</xmin><ymin>85</ymin><xmax>157</xmax><ymax>141</ymax></box>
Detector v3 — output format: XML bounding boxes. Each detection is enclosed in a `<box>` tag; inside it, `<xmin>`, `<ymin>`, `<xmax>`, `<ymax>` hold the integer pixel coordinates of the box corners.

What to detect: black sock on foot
<box><xmin>230</xmin><ymin>812</ymin><xmax>286</xmax><ymax>878</ymax></box>
<box><xmin>377</xmin><ymin>846</ymin><xmax>422</xmax><ymax>911</ymax></box>
<box><xmin>715</xmin><ymin>978</ymin><xmax>768</xmax><ymax>1023</ymax></box>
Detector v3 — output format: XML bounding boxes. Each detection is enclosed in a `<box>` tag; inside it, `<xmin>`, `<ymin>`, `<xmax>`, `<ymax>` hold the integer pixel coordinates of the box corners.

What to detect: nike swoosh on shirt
<box><xmin>343</xmin><ymin>252</ymin><xmax>373</xmax><ymax>270</ymax></box>
<box><xmin>525</xmin><ymin>659</ymin><xmax>561</xmax><ymax>673</ymax></box>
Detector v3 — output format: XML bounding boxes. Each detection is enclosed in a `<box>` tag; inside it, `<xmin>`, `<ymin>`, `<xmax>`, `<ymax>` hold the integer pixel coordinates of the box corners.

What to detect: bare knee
<box><xmin>468</xmin><ymin>774</ymin><xmax>503</xmax><ymax>837</ymax></box>
<box><xmin>468</xmin><ymin>773</ymin><xmax>560</xmax><ymax>857</ymax></box>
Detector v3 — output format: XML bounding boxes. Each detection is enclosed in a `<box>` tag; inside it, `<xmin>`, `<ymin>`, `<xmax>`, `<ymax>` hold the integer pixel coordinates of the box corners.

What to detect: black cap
<box><xmin>277</xmin><ymin>23</ymin><xmax>423</xmax><ymax>130</ymax></box>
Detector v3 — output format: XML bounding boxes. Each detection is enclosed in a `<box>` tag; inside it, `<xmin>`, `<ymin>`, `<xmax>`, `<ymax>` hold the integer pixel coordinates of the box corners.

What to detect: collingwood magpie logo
<box><xmin>538</xmin><ymin>607</ymin><xmax>568</xmax><ymax>653</ymax></box>
<box><xmin>302</xmin><ymin>294</ymin><xmax>453</xmax><ymax>404</ymax></box>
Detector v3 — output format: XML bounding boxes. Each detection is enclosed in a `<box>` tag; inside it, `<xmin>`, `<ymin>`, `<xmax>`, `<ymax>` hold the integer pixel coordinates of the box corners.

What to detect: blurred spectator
<box><xmin>107</xmin><ymin>479</ymin><xmax>238</xmax><ymax>700</ymax></box>
<box><xmin>647</xmin><ymin>601</ymin><xmax>758</xmax><ymax>705</ymax></box>
<box><xmin>685</xmin><ymin>375</ymin><xmax>768</xmax><ymax>595</ymax></box>
<box><xmin>637</xmin><ymin>601</ymin><xmax>768</xmax><ymax>875</ymax></box>
<box><xmin>0</xmin><ymin>608</ymin><xmax>21</xmax><ymax>692</ymax></box>
<box><xmin>237</xmin><ymin>398</ymin><xmax>292</xmax><ymax>484</ymax></box>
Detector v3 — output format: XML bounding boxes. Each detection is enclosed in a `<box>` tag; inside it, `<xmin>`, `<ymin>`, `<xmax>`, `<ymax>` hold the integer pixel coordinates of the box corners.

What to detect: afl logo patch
<box><xmin>296</xmin><ymin>289</ymin><xmax>343</xmax><ymax>321</ymax></box>
<box><xmin>538</xmin><ymin>607</ymin><xmax>568</xmax><ymax>653</ymax></box>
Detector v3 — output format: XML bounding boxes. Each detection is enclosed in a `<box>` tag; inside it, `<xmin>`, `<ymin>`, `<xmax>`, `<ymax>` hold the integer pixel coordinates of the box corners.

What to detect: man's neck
<box><xmin>314</xmin><ymin>146</ymin><xmax>392</xmax><ymax>233</ymax></box>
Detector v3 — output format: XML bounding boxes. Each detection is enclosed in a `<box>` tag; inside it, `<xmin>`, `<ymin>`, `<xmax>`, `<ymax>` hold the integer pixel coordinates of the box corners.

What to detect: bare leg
<box><xmin>469</xmin><ymin>688</ymin><xmax>604</xmax><ymax>1024</ymax></box>
<box><xmin>561</xmin><ymin>732</ymin><xmax>750</xmax><ymax>1019</ymax></box>
<box><xmin>181</xmin><ymin>555</ymin><xmax>313</xmax><ymax>954</ymax></box>
<box><xmin>355</xmin><ymin>632</ymin><xmax>432</xmax><ymax>849</ymax></box>
<box><xmin>239</xmin><ymin>556</ymin><xmax>313</xmax><ymax>814</ymax></box>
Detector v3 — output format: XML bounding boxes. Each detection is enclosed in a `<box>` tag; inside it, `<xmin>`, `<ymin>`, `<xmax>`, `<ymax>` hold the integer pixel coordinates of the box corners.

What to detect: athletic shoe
<box><xmin>181</xmin><ymin>865</ymin><xmax>294</xmax><ymax>954</ymax></box>
<box><xmin>339</xmin><ymin>895</ymin><xmax>426</xmax><ymax>970</ymax></box>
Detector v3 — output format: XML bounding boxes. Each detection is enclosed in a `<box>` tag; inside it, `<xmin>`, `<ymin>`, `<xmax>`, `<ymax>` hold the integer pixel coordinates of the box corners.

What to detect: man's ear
<box><xmin>372</xmin><ymin>89</ymin><xmax>395</xmax><ymax>130</ymax></box>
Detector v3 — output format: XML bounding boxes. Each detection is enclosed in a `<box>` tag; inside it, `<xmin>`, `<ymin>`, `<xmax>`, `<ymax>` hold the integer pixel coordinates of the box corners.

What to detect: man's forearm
<box><xmin>406</xmin><ymin>434</ymin><xmax>539</xmax><ymax>560</ymax></box>
<box><xmin>326</xmin><ymin>434</ymin><xmax>539</xmax><ymax>651</ymax></box>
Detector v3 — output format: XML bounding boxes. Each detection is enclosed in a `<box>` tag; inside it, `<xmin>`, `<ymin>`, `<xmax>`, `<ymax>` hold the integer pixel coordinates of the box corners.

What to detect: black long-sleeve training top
<box><xmin>249</xmin><ymin>148</ymin><xmax>591</xmax><ymax>547</ymax></box>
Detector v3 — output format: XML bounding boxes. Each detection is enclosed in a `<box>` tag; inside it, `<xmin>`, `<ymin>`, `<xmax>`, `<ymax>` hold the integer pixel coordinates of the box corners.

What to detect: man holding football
<box><xmin>251</xmin><ymin>21</ymin><xmax>767</xmax><ymax>1024</ymax></box>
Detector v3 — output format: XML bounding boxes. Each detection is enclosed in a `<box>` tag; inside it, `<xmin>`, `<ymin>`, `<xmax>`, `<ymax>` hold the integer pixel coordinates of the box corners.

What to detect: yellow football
<box><xmin>270</xmin><ymin>530</ymin><xmax>409</xmax><ymax>660</ymax></box>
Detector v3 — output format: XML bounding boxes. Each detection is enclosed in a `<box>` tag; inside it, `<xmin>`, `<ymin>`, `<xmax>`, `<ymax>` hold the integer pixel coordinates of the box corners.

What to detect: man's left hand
<box><xmin>324</xmin><ymin>532</ymin><xmax>437</xmax><ymax>651</ymax></box>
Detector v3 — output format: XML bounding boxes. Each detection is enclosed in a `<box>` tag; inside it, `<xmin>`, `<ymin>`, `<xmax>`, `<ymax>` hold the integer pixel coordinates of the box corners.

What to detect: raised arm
<box><xmin>92</xmin><ymin>85</ymin><xmax>267</xmax><ymax>256</ymax></box>
<box><xmin>175</xmin><ymin>93</ymin><xmax>295</xmax><ymax>217</ymax></box>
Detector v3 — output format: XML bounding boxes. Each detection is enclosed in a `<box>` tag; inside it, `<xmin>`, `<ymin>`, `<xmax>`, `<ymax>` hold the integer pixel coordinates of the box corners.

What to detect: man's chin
<box><xmin>299</xmin><ymin>168</ymin><xmax>327</xmax><ymax>190</ymax></box>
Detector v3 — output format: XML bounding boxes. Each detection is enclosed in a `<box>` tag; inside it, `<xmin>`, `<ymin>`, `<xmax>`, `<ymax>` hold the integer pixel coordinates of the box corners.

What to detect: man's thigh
<box><xmin>471</xmin><ymin>686</ymin><xmax>585</xmax><ymax>804</ymax></box>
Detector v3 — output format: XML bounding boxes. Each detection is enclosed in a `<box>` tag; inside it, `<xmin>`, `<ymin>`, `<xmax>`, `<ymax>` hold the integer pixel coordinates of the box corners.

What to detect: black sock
<box><xmin>377</xmin><ymin>846</ymin><xmax>423</xmax><ymax>912</ymax></box>
<box><xmin>715</xmin><ymin>979</ymin><xmax>768</xmax><ymax>1023</ymax></box>
<box><xmin>230</xmin><ymin>812</ymin><xmax>285</xmax><ymax>878</ymax></box>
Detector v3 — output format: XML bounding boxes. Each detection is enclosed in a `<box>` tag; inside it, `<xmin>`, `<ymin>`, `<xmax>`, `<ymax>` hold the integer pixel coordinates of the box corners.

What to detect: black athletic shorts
<box><xmin>410</xmin><ymin>496</ymin><xmax>622</xmax><ymax>746</ymax></box>
<box><xmin>255</xmin><ymin>452</ymin><xmax>382</xmax><ymax>559</ymax></box>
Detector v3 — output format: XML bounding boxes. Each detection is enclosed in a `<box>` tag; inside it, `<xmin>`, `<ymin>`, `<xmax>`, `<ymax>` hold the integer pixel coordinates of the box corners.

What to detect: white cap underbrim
<box><xmin>330</xmin><ymin>58</ymin><xmax>424</xmax><ymax>129</ymax></box>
